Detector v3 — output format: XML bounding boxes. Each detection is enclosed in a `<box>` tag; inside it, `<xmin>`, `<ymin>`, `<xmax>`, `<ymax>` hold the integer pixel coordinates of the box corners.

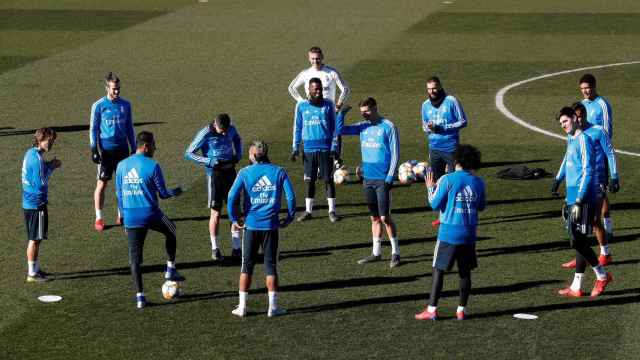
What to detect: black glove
<box><xmin>91</xmin><ymin>148</ymin><xmax>101</xmax><ymax>164</ymax></box>
<box><xmin>279</xmin><ymin>217</ymin><xmax>293</xmax><ymax>229</ymax></box>
<box><xmin>290</xmin><ymin>150</ymin><xmax>299</xmax><ymax>162</ymax></box>
<box><xmin>608</xmin><ymin>178</ymin><xmax>620</xmax><ymax>193</ymax></box>
<box><xmin>570</xmin><ymin>200</ymin><xmax>582</xmax><ymax>223</ymax></box>
<box><xmin>172</xmin><ymin>187</ymin><xmax>183</xmax><ymax>197</ymax></box>
<box><xmin>551</xmin><ymin>179</ymin><xmax>561</xmax><ymax>197</ymax></box>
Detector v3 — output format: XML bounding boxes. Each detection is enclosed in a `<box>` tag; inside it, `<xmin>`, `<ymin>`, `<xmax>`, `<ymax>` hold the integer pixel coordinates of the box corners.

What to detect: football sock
<box><xmin>166</xmin><ymin>261</ymin><xmax>175</xmax><ymax>269</ymax></box>
<box><xmin>239</xmin><ymin>291</ymin><xmax>248</xmax><ymax>308</ymax></box>
<box><xmin>305</xmin><ymin>198</ymin><xmax>314</xmax><ymax>213</ymax></box>
<box><xmin>327</xmin><ymin>198</ymin><xmax>336</xmax><ymax>213</ymax></box>
<box><xmin>570</xmin><ymin>273</ymin><xmax>583</xmax><ymax>291</ymax></box>
<box><xmin>427</xmin><ymin>305</ymin><xmax>437</xmax><ymax>313</ymax></box>
<box><xmin>28</xmin><ymin>261</ymin><xmax>36</xmax><ymax>276</ymax></box>
<box><xmin>210</xmin><ymin>236</ymin><xmax>219</xmax><ymax>250</ymax></box>
<box><xmin>372</xmin><ymin>237</ymin><xmax>382</xmax><ymax>256</ymax></box>
<box><xmin>136</xmin><ymin>292</ymin><xmax>144</xmax><ymax>298</ymax></box>
<box><xmin>390</xmin><ymin>237</ymin><xmax>399</xmax><ymax>255</ymax></box>
<box><xmin>231</xmin><ymin>230</ymin><xmax>241</xmax><ymax>249</ymax></box>
<box><xmin>593</xmin><ymin>266</ymin><xmax>607</xmax><ymax>280</ymax></box>
<box><xmin>457</xmin><ymin>306</ymin><xmax>465</xmax><ymax>314</ymax></box>
<box><xmin>603</xmin><ymin>217</ymin><xmax>613</xmax><ymax>235</ymax></box>
<box><xmin>35</xmin><ymin>260</ymin><xmax>41</xmax><ymax>273</ymax></box>
<box><xmin>268</xmin><ymin>291</ymin><xmax>278</xmax><ymax>310</ymax></box>
<box><xmin>95</xmin><ymin>209</ymin><xmax>102</xmax><ymax>220</ymax></box>
<box><xmin>600</xmin><ymin>245</ymin><xmax>610</xmax><ymax>256</ymax></box>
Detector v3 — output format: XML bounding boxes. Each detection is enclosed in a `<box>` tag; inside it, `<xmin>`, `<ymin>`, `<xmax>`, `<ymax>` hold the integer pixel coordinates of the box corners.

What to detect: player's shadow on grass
<box><xmin>480</xmin><ymin>209</ymin><xmax>560</xmax><ymax>226</ymax></box>
<box><xmin>280</xmin><ymin>236</ymin><xmax>440</xmax><ymax>258</ymax></box>
<box><xmin>289</xmin><ymin>279</ymin><xmax>560</xmax><ymax>314</ymax></box>
<box><xmin>52</xmin><ymin>259</ymin><xmax>229</xmax><ymax>280</ymax></box>
<box><xmin>277</xmin><ymin>272</ymin><xmax>431</xmax><ymax>293</ymax></box>
<box><xmin>0</xmin><ymin>121</ymin><xmax>164</xmax><ymax>136</ymax></box>
<box><xmin>480</xmin><ymin>159</ymin><xmax>550</xmax><ymax>169</ymax></box>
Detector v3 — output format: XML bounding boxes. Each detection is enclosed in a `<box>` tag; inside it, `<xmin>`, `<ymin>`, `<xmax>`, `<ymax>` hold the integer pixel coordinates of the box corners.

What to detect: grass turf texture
<box><xmin>1</xmin><ymin>0</ymin><xmax>640</xmax><ymax>358</ymax></box>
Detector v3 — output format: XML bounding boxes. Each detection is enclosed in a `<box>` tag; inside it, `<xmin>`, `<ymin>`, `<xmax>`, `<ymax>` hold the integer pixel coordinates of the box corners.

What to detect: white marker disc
<box><xmin>38</xmin><ymin>295</ymin><xmax>62</xmax><ymax>303</ymax></box>
<box><xmin>513</xmin><ymin>313</ymin><xmax>538</xmax><ymax>320</ymax></box>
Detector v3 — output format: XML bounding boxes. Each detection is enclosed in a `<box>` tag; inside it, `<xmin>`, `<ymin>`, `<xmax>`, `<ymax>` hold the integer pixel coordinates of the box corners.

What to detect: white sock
<box><xmin>600</xmin><ymin>245</ymin><xmax>610</xmax><ymax>256</ymax></box>
<box><xmin>570</xmin><ymin>273</ymin><xmax>584</xmax><ymax>291</ymax></box>
<box><xmin>35</xmin><ymin>259</ymin><xmax>41</xmax><ymax>273</ymax></box>
<box><xmin>593</xmin><ymin>265</ymin><xmax>607</xmax><ymax>280</ymax></box>
<box><xmin>327</xmin><ymin>198</ymin><xmax>336</xmax><ymax>213</ymax></box>
<box><xmin>268</xmin><ymin>291</ymin><xmax>278</xmax><ymax>310</ymax></box>
<box><xmin>390</xmin><ymin>237</ymin><xmax>399</xmax><ymax>255</ymax></box>
<box><xmin>95</xmin><ymin>209</ymin><xmax>102</xmax><ymax>220</ymax></box>
<box><xmin>372</xmin><ymin>237</ymin><xmax>382</xmax><ymax>256</ymax></box>
<box><xmin>166</xmin><ymin>261</ymin><xmax>175</xmax><ymax>269</ymax></box>
<box><xmin>136</xmin><ymin>292</ymin><xmax>145</xmax><ymax>299</ymax></box>
<box><xmin>305</xmin><ymin>198</ymin><xmax>314</xmax><ymax>213</ymax></box>
<box><xmin>602</xmin><ymin>217</ymin><xmax>613</xmax><ymax>234</ymax></box>
<box><xmin>239</xmin><ymin>291</ymin><xmax>248</xmax><ymax>308</ymax></box>
<box><xmin>210</xmin><ymin>236</ymin><xmax>219</xmax><ymax>250</ymax></box>
<box><xmin>28</xmin><ymin>261</ymin><xmax>36</xmax><ymax>276</ymax></box>
<box><xmin>231</xmin><ymin>231</ymin><xmax>241</xmax><ymax>249</ymax></box>
<box><xmin>457</xmin><ymin>306</ymin><xmax>465</xmax><ymax>314</ymax></box>
<box><xmin>427</xmin><ymin>305</ymin><xmax>437</xmax><ymax>313</ymax></box>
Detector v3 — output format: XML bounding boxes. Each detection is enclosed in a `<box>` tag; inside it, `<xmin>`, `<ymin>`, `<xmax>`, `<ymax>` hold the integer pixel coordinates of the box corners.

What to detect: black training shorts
<box><xmin>24</xmin><ymin>205</ymin><xmax>48</xmax><ymax>241</ymax></box>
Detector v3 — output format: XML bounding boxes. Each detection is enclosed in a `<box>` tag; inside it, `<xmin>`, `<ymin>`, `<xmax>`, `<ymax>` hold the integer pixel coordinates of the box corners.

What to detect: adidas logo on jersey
<box><xmin>251</xmin><ymin>175</ymin><xmax>276</xmax><ymax>192</ymax></box>
<box><xmin>124</xmin><ymin>168</ymin><xmax>143</xmax><ymax>185</ymax></box>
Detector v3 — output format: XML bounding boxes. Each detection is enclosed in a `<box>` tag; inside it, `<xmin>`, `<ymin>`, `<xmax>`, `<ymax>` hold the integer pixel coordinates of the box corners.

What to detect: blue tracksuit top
<box><xmin>184</xmin><ymin>125</ymin><xmax>242</xmax><ymax>176</ymax></box>
<box><xmin>227</xmin><ymin>162</ymin><xmax>296</xmax><ymax>230</ymax></box>
<box><xmin>89</xmin><ymin>96</ymin><xmax>136</xmax><ymax>152</ymax></box>
<box><xmin>115</xmin><ymin>153</ymin><xmax>177</xmax><ymax>228</ymax></box>
<box><xmin>292</xmin><ymin>99</ymin><xmax>338</xmax><ymax>152</ymax></box>
<box><xmin>340</xmin><ymin>117</ymin><xmax>399</xmax><ymax>182</ymax></box>
<box><xmin>554</xmin><ymin>132</ymin><xmax>597</xmax><ymax>205</ymax></box>
<box><xmin>22</xmin><ymin>147</ymin><xmax>56</xmax><ymax>209</ymax></box>
<box><xmin>421</xmin><ymin>94</ymin><xmax>468</xmax><ymax>153</ymax></box>
<box><xmin>582</xmin><ymin>96</ymin><xmax>612</xmax><ymax>138</ymax></box>
<box><xmin>428</xmin><ymin>170</ymin><xmax>486</xmax><ymax>245</ymax></box>
<box><xmin>582</xmin><ymin>124</ymin><xmax>618</xmax><ymax>185</ymax></box>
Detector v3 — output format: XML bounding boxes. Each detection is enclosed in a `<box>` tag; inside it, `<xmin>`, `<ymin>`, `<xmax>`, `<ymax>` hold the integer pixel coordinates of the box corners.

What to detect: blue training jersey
<box><xmin>582</xmin><ymin>124</ymin><xmax>618</xmax><ymax>185</ymax></box>
<box><xmin>292</xmin><ymin>99</ymin><xmax>338</xmax><ymax>152</ymax></box>
<box><xmin>22</xmin><ymin>147</ymin><xmax>56</xmax><ymax>209</ymax></box>
<box><xmin>115</xmin><ymin>153</ymin><xmax>177</xmax><ymax>228</ymax></box>
<box><xmin>582</xmin><ymin>96</ymin><xmax>612</xmax><ymax>138</ymax></box>
<box><xmin>428</xmin><ymin>170</ymin><xmax>486</xmax><ymax>245</ymax></box>
<box><xmin>421</xmin><ymin>94</ymin><xmax>468</xmax><ymax>153</ymax></box>
<box><xmin>340</xmin><ymin>117</ymin><xmax>399</xmax><ymax>182</ymax></box>
<box><xmin>554</xmin><ymin>132</ymin><xmax>597</xmax><ymax>205</ymax></box>
<box><xmin>227</xmin><ymin>162</ymin><xmax>296</xmax><ymax>231</ymax></box>
<box><xmin>184</xmin><ymin>125</ymin><xmax>242</xmax><ymax>176</ymax></box>
<box><xmin>89</xmin><ymin>96</ymin><xmax>136</xmax><ymax>151</ymax></box>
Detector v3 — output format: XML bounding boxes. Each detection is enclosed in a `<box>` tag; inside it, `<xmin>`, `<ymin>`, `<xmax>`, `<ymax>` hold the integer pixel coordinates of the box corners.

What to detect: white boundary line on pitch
<box><xmin>495</xmin><ymin>60</ymin><xmax>640</xmax><ymax>157</ymax></box>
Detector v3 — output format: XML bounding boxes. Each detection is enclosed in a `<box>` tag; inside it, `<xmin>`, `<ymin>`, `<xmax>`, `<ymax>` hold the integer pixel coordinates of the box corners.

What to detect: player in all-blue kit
<box><xmin>552</xmin><ymin>107</ymin><xmax>612</xmax><ymax>298</ymax></box>
<box><xmin>227</xmin><ymin>141</ymin><xmax>296</xmax><ymax>317</ymax></box>
<box><xmin>415</xmin><ymin>144</ymin><xmax>485</xmax><ymax>321</ymax></box>
<box><xmin>90</xmin><ymin>72</ymin><xmax>136</xmax><ymax>232</ymax></box>
<box><xmin>22</xmin><ymin>128</ymin><xmax>61</xmax><ymax>283</ymax></box>
<box><xmin>291</xmin><ymin>77</ymin><xmax>340</xmax><ymax>223</ymax></box>
<box><xmin>116</xmin><ymin>131</ymin><xmax>184</xmax><ymax>309</ymax></box>
<box><xmin>554</xmin><ymin>102</ymin><xmax>620</xmax><ymax>269</ymax></box>
<box><xmin>578</xmin><ymin>74</ymin><xmax>617</xmax><ymax>247</ymax></box>
<box><xmin>338</xmin><ymin>98</ymin><xmax>401</xmax><ymax>268</ymax></box>
<box><xmin>185</xmin><ymin>114</ymin><xmax>243</xmax><ymax>261</ymax></box>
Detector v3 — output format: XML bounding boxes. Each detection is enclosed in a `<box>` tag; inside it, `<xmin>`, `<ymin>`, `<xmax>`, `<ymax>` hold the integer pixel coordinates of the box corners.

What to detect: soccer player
<box><xmin>185</xmin><ymin>114</ymin><xmax>243</xmax><ymax>261</ymax></box>
<box><xmin>578</xmin><ymin>73</ymin><xmax>616</xmax><ymax>245</ymax></box>
<box><xmin>22</xmin><ymin>128</ymin><xmax>61</xmax><ymax>282</ymax></box>
<box><xmin>338</xmin><ymin>98</ymin><xmax>401</xmax><ymax>268</ymax></box>
<box><xmin>116</xmin><ymin>131</ymin><xmax>184</xmax><ymax>309</ymax></box>
<box><xmin>228</xmin><ymin>141</ymin><xmax>296</xmax><ymax>317</ymax></box>
<box><xmin>554</xmin><ymin>102</ymin><xmax>619</xmax><ymax>268</ymax></box>
<box><xmin>291</xmin><ymin>77</ymin><xmax>340</xmax><ymax>223</ymax></box>
<box><xmin>90</xmin><ymin>72</ymin><xmax>136</xmax><ymax>231</ymax></box>
<box><xmin>552</xmin><ymin>107</ymin><xmax>612</xmax><ymax>298</ymax></box>
<box><xmin>415</xmin><ymin>144</ymin><xmax>485</xmax><ymax>321</ymax></box>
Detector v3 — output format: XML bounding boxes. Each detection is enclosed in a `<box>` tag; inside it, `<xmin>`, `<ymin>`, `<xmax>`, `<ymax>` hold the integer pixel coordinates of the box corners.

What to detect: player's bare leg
<box><xmin>210</xmin><ymin>209</ymin><xmax>223</xmax><ymax>261</ymax></box>
<box><xmin>381</xmin><ymin>215</ymin><xmax>400</xmax><ymax>267</ymax></box>
<box><xmin>596</xmin><ymin>197</ymin><xmax>611</xmax><ymax>265</ymax></box>
<box><xmin>94</xmin><ymin>179</ymin><xmax>107</xmax><ymax>231</ymax></box>
<box><xmin>358</xmin><ymin>217</ymin><xmax>383</xmax><ymax>264</ymax></box>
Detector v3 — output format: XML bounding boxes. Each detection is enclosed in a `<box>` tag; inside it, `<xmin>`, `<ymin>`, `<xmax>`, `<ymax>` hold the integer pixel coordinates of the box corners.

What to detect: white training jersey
<box><xmin>288</xmin><ymin>64</ymin><xmax>350</xmax><ymax>107</ymax></box>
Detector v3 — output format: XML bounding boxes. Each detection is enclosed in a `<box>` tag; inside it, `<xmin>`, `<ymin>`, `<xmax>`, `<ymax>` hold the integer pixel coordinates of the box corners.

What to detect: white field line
<box><xmin>495</xmin><ymin>61</ymin><xmax>640</xmax><ymax>157</ymax></box>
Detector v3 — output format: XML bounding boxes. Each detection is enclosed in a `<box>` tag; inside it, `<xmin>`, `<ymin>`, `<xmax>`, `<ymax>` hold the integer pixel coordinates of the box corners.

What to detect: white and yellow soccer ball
<box><xmin>161</xmin><ymin>280</ymin><xmax>181</xmax><ymax>300</ymax></box>
<box><xmin>412</xmin><ymin>161</ymin><xmax>429</xmax><ymax>180</ymax></box>
<box><xmin>333</xmin><ymin>167</ymin><xmax>350</xmax><ymax>185</ymax></box>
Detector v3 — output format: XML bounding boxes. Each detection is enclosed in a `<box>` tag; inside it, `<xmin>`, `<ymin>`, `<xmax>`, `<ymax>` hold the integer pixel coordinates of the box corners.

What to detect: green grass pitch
<box><xmin>2</xmin><ymin>0</ymin><xmax>640</xmax><ymax>358</ymax></box>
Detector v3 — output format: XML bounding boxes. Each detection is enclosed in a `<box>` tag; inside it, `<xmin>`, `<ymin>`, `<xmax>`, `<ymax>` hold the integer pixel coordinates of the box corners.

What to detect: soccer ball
<box><xmin>412</xmin><ymin>161</ymin><xmax>429</xmax><ymax>180</ymax></box>
<box><xmin>161</xmin><ymin>280</ymin><xmax>181</xmax><ymax>300</ymax></box>
<box><xmin>333</xmin><ymin>167</ymin><xmax>350</xmax><ymax>184</ymax></box>
<box><xmin>398</xmin><ymin>161</ymin><xmax>418</xmax><ymax>184</ymax></box>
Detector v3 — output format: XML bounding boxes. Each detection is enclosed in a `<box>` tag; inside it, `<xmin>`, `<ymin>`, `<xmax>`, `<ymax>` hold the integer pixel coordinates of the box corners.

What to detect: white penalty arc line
<box><xmin>495</xmin><ymin>60</ymin><xmax>640</xmax><ymax>157</ymax></box>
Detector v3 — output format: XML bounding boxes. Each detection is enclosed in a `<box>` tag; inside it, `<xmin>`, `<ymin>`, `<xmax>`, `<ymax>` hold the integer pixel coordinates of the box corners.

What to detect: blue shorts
<box><xmin>432</xmin><ymin>240</ymin><xmax>477</xmax><ymax>273</ymax></box>
<box><xmin>241</xmin><ymin>229</ymin><xmax>279</xmax><ymax>276</ymax></box>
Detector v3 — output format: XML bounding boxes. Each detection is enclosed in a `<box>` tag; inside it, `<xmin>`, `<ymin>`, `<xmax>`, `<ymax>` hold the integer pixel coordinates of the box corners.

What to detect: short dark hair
<box><xmin>579</xmin><ymin>73</ymin><xmax>596</xmax><ymax>86</ymax></box>
<box><xmin>33</xmin><ymin>127</ymin><xmax>57</xmax><ymax>147</ymax></box>
<box><xmin>308</xmin><ymin>46</ymin><xmax>323</xmax><ymax>55</ymax></box>
<box><xmin>137</xmin><ymin>131</ymin><xmax>154</xmax><ymax>147</ymax></box>
<box><xmin>358</xmin><ymin>97</ymin><xmax>377</xmax><ymax>108</ymax></box>
<box><xmin>250</xmin><ymin>140</ymin><xmax>270</xmax><ymax>163</ymax></box>
<box><xmin>426</xmin><ymin>76</ymin><xmax>441</xmax><ymax>86</ymax></box>
<box><xmin>571</xmin><ymin>101</ymin><xmax>586</xmax><ymax>115</ymax></box>
<box><xmin>309</xmin><ymin>77</ymin><xmax>323</xmax><ymax>87</ymax></box>
<box><xmin>453</xmin><ymin>144</ymin><xmax>481</xmax><ymax>170</ymax></box>
<box><xmin>556</xmin><ymin>106</ymin><xmax>575</xmax><ymax>121</ymax></box>
<box><xmin>213</xmin><ymin>113</ymin><xmax>231</xmax><ymax>131</ymax></box>
<box><xmin>105</xmin><ymin>72</ymin><xmax>120</xmax><ymax>85</ymax></box>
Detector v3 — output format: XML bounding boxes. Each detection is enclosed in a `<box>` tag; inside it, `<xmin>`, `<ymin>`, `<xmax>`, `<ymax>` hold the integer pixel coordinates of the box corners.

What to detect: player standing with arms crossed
<box><xmin>185</xmin><ymin>114</ymin><xmax>243</xmax><ymax>261</ymax></box>
<box><xmin>90</xmin><ymin>72</ymin><xmax>136</xmax><ymax>231</ymax></box>
<box><xmin>228</xmin><ymin>141</ymin><xmax>296</xmax><ymax>317</ymax></box>
<box><xmin>339</xmin><ymin>99</ymin><xmax>401</xmax><ymax>268</ymax></box>
<box><xmin>22</xmin><ymin>128</ymin><xmax>61</xmax><ymax>282</ymax></box>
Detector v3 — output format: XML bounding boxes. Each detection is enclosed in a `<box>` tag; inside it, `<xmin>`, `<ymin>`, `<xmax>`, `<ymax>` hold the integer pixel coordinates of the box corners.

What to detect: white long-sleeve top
<box><xmin>288</xmin><ymin>64</ymin><xmax>350</xmax><ymax>107</ymax></box>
